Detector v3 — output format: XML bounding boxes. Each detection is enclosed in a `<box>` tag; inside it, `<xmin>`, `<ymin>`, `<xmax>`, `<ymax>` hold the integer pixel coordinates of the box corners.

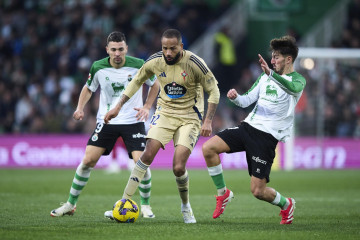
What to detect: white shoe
<box><xmin>50</xmin><ymin>202</ymin><xmax>76</xmax><ymax>217</ymax></box>
<box><xmin>141</xmin><ymin>205</ymin><xmax>155</xmax><ymax>218</ymax></box>
<box><xmin>104</xmin><ymin>210</ymin><xmax>114</xmax><ymax>220</ymax></box>
<box><xmin>181</xmin><ymin>204</ymin><xmax>196</xmax><ymax>224</ymax></box>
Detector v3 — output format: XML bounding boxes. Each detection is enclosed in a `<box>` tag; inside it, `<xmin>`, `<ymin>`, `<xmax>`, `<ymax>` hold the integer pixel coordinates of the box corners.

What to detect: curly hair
<box><xmin>270</xmin><ymin>36</ymin><xmax>299</xmax><ymax>63</ymax></box>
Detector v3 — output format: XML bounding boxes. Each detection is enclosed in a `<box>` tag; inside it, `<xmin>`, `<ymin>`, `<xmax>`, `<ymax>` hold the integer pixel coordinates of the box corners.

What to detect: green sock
<box><xmin>139</xmin><ymin>168</ymin><xmax>152</xmax><ymax>205</ymax></box>
<box><xmin>271</xmin><ymin>191</ymin><xmax>288</xmax><ymax>209</ymax></box>
<box><xmin>67</xmin><ymin>163</ymin><xmax>92</xmax><ymax>205</ymax></box>
<box><xmin>208</xmin><ymin>164</ymin><xmax>226</xmax><ymax>190</ymax></box>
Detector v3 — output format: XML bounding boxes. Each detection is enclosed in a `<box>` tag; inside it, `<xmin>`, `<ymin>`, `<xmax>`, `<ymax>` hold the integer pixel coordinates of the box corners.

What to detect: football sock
<box><xmin>271</xmin><ymin>191</ymin><xmax>289</xmax><ymax>210</ymax></box>
<box><xmin>176</xmin><ymin>170</ymin><xmax>189</xmax><ymax>204</ymax></box>
<box><xmin>67</xmin><ymin>162</ymin><xmax>93</xmax><ymax>205</ymax></box>
<box><xmin>207</xmin><ymin>164</ymin><xmax>227</xmax><ymax>196</ymax></box>
<box><xmin>139</xmin><ymin>167</ymin><xmax>152</xmax><ymax>205</ymax></box>
<box><xmin>123</xmin><ymin>159</ymin><xmax>148</xmax><ymax>199</ymax></box>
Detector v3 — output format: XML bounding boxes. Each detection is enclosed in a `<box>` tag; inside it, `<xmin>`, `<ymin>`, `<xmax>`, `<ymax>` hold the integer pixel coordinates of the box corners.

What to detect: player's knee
<box><xmin>82</xmin><ymin>157</ymin><xmax>97</xmax><ymax>168</ymax></box>
<box><xmin>173</xmin><ymin>165</ymin><xmax>185</xmax><ymax>177</ymax></box>
<box><xmin>202</xmin><ymin>141</ymin><xmax>216</xmax><ymax>158</ymax></box>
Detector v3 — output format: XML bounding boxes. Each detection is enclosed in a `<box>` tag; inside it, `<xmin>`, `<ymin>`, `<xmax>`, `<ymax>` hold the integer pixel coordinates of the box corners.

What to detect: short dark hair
<box><xmin>162</xmin><ymin>29</ymin><xmax>182</xmax><ymax>43</ymax></box>
<box><xmin>107</xmin><ymin>31</ymin><xmax>126</xmax><ymax>45</ymax></box>
<box><xmin>270</xmin><ymin>36</ymin><xmax>298</xmax><ymax>63</ymax></box>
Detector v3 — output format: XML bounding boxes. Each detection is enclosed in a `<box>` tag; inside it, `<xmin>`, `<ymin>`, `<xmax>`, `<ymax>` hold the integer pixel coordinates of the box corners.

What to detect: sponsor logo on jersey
<box><xmin>111</xmin><ymin>82</ymin><xmax>125</xmax><ymax>97</ymax></box>
<box><xmin>266</xmin><ymin>85</ymin><xmax>278</xmax><ymax>98</ymax></box>
<box><xmin>106</xmin><ymin>77</ymin><xmax>110</xmax><ymax>81</ymax></box>
<box><xmin>128</xmin><ymin>75</ymin><xmax>132</xmax><ymax>81</ymax></box>
<box><xmin>181</xmin><ymin>70</ymin><xmax>188</xmax><ymax>81</ymax></box>
<box><xmin>91</xmin><ymin>133</ymin><xmax>98</xmax><ymax>142</ymax></box>
<box><xmin>164</xmin><ymin>82</ymin><xmax>186</xmax><ymax>99</ymax></box>
<box><xmin>159</xmin><ymin>72</ymin><xmax>167</xmax><ymax>78</ymax></box>
<box><xmin>252</xmin><ymin>156</ymin><xmax>267</xmax><ymax>165</ymax></box>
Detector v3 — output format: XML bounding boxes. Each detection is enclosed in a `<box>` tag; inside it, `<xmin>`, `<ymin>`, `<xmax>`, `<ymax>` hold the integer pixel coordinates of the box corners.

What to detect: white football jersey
<box><xmin>231</xmin><ymin>71</ymin><xmax>306</xmax><ymax>142</ymax></box>
<box><xmin>86</xmin><ymin>56</ymin><xmax>156</xmax><ymax>124</ymax></box>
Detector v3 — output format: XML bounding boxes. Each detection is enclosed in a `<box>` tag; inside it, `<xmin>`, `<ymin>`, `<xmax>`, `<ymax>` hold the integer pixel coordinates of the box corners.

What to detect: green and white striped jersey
<box><xmin>86</xmin><ymin>56</ymin><xmax>156</xmax><ymax>124</ymax></box>
<box><xmin>231</xmin><ymin>71</ymin><xmax>306</xmax><ymax>142</ymax></box>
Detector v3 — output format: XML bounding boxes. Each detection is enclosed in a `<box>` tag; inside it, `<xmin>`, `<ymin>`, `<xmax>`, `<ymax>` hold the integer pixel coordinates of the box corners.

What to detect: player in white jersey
<box><xmin>50</xmin><ymin>32</ymin><xmax>160</xmax><ymax>219</ymax></box>
<box><xmin>202</xmin><ymin>36</ymin><xmax>306</xmax><ymax>224</ymax></box>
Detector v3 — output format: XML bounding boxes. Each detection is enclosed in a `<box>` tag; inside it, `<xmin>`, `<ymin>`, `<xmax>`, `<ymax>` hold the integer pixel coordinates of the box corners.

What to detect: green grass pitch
<box><xmin>0</xmin><ymin>169</ymin><xmax>359</xmax><ymax>240</ymax></box>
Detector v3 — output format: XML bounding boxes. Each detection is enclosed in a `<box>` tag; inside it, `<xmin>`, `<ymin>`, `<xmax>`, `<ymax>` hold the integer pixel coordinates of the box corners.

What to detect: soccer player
<box><xmin>50</xmin><ymin>31</ymin><xmax>160</xmax><ymax>219</ymax></box>
<box><xmin>104</xmin><ymin>29</ymin><xmax>220</xmax><ymax>223</ymax></box>
<box><xmin>202</xmin><ymin>36</ymin><xmax>306</xmax><ymax>224</ymax></box>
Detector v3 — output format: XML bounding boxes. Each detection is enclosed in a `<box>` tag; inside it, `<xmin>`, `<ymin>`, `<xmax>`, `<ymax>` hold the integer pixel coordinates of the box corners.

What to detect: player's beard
<box><xmin>273</xmin><ymin>61</ymin><xmax>285</xmax><ymax>75</ymax></box>
<box><xmin>163</xmin><ymin>52</ymin><xmax>181</xmax><ymax>65</ymax></box>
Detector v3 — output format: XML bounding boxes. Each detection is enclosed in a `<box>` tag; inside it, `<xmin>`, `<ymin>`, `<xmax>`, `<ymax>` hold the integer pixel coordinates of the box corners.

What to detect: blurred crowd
<box><xmin>0</xmin><ymin>0</ymin><xmax>359</xmax><ymax>138</ymax></box>
<box><xmin>0</xmin><ymin>0</ymin><xmax>231</xmax><ymax>134</ymax></box>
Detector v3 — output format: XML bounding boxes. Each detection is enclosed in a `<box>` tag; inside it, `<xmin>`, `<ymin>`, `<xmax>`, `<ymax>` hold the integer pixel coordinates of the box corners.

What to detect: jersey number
<box><xmin>150</xmin><ymin>115</ymin><xmax>160</xmax><ymax>126</ymax></box>
<box><xmin>95</xmin><ymin>123</ymin><xmax>104</xmax><ymax>133</ymax></box>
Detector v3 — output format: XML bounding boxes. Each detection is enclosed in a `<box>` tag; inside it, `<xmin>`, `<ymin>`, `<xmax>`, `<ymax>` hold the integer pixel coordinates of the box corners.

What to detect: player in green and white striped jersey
<box><xmin>50</xmin><ymin>31</ymin><xmax>160</xmax><ymax>219</ymax></box>
<box><xmin>203</xmin><ymin>36</ymin><xmax>306</xmax><ymax>224</ymax></box>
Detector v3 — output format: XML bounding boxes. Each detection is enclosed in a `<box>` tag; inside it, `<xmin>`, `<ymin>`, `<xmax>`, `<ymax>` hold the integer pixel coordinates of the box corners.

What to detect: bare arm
<box><xmin>73</xmin><ymin>85</ymin><xmax>92</xmax><ymax>121</ymax></box>
<box><xmin>104</xmin><ymin>94</ymin><xmax>130</xmax><ymax>124</ymax></box>
<box><xmin>134</xmin><ymin>80</ymin><xmax>160</xmax><ymax>121</ymax></box>
<box><xmin>200</xmin><ymin>102</ymin><xmax>218</xmax><ymax>137</ymax></box>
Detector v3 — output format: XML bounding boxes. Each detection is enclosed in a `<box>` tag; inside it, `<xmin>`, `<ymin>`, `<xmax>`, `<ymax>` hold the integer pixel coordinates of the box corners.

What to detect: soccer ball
<box><xmin>112</xmin><ymin>198</ymin><xmax>139</xmax><ymax>223</ymax></box>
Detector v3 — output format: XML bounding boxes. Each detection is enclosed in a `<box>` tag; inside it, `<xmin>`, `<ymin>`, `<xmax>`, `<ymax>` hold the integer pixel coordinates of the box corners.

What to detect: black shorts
<box><xmin>87</xmin><ymin>122</ymin><xmax>146</xmax><ymax>158</ymax></box>
<box><xmin>216</xmin><ymin>122</ymin><xmax>278</xmax><ymax>182</ymax></box>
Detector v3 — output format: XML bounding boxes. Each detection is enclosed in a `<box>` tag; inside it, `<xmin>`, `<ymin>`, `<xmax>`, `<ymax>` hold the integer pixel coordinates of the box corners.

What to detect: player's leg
<box><xmin>172</xmin><ymin>145</ymin><xmax>196</xmax><ymax>223</ymax></box>
<box><xmin>132</xmin><ymin>150</ymin><xmax>155</xmax><ymax>218</ymax></box>
<box><xmin>246</xmin><ymin>123</ymin><xmax>295</xmax><ymax>224</ymax></box>
<box><xmin>202</xmin><ymin>135</ymin><xmax>234</xmax><ymax>219</ymax></box>
<box><xmin>122</xmin><ymin>139</ymin><xmax>162</xmax><ymax>199</ymax></box>
<box><xmin>50</xmin><ymin>145</ymin><xmax>105</xmax><ymax>217</ymax></box>
<box><xmin>105</xmin><ymin>140</ymin><xmax>162</xmax><ymax>220</ymax></box>
<box><xmin>122</xmin><ymin>111</ymin><xmax>173</xmax><ymax>200</ymax></box>
<box><xmin>51</xmin><ymin>123</ymin><xmax>118</xmax><ymax>217</ymax></box>
<box><xmin>250</xmin><ymin>176</ymin><xmax>295</xmax><ymax>224</ymax></box>
<box><xmin>173</xmin><ymin>120</ymin><xmax>202</xmax><ymax>224</ymax></box>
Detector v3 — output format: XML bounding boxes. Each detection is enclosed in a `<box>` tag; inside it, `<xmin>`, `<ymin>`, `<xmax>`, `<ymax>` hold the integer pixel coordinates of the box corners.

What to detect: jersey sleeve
<box><xmin>230</xmin><ymin>73</ymin><xmax>262</xmax><ymax>108</ymax></box>
<box><xmin>269</xmin><ymin>70</ymin><xmax>306</xmax><ymax>96</ymax></box>
<box><xmin>190</xmin><ymin>55</ymin><xmax>220</xmax><ymax>104</ymax></box>
<box><xmin>86</xmin><ymin>64</ymin><xmax>99</xmax><ymax>92</ymax></box>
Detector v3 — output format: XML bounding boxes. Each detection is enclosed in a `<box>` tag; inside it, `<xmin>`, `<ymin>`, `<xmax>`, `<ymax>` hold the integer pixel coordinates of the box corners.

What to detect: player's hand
<box><xmin>73</xmin><ymin>110</ymin><xmax>84</xmax><ymax>121</ymax></box>
<box><xmin>227</xmin><ymin>89</ymin><xmax>238</xmax><ymax>100</ymax></box>
<box><xmin>258</xmin><ymin>54</ymin><xmax>270</xmax><ymax>75</ymax></box>
<box><xmin>134</xmin><ymin>107</ymin><xmax>150</xmax><ymax>121</ymax></box>
<box><xmin>104</xmin><ymin>107</ymin><xmax>120</xmax><ymax>124</ymax></box>
<box><xmin>200</xmin><ymin>119</ymin><xmax>212</xmax><ymax>137</ymax></box>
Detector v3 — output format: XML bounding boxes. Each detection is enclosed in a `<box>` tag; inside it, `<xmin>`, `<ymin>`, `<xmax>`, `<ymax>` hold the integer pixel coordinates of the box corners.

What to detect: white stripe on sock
<box><xmin>207</xmin><ymin>164</ymin><xmax>223</xmax><ymax>176</ymax></box>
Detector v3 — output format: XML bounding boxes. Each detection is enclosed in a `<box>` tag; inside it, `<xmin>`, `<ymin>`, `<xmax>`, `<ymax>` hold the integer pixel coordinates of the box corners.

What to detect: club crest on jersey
<box><xmin>181</xmin><ymin>70</ymin><xmax>188</xmax><ymax>81</ymax></box>
<box><xmin>91</xmin><ymin>133</ymin><xmax>98</xmax><ymax>142</ymax></box>
<box><xmin>128</xmin><ymin>75</ymin><xmax>132</xmax><ymax>81</ymax></box>
<box><xmin>164</xmin><ymin>82</ymin><xmax>186</xmax><ymax>99</ymax></box>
